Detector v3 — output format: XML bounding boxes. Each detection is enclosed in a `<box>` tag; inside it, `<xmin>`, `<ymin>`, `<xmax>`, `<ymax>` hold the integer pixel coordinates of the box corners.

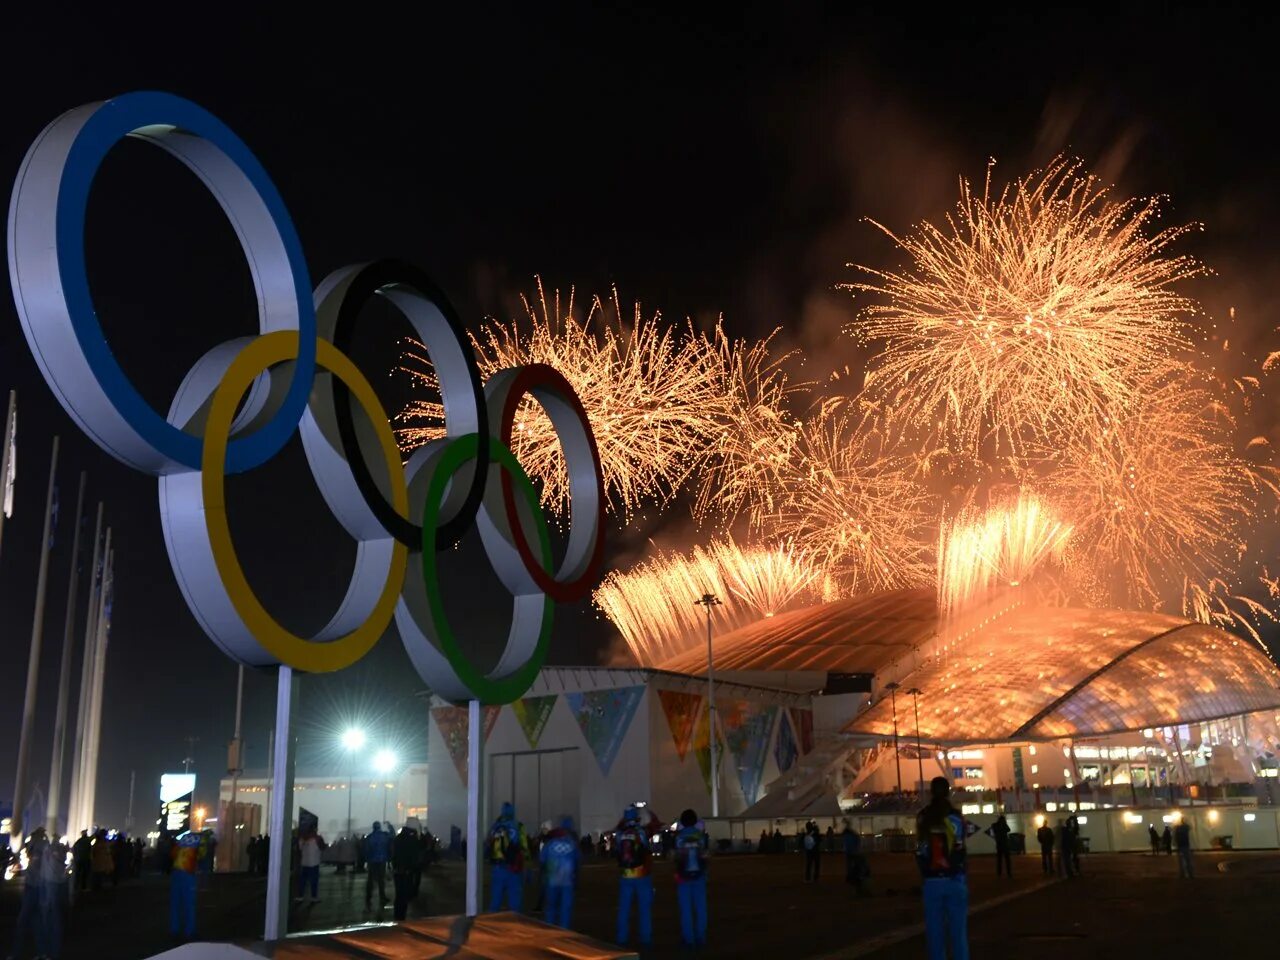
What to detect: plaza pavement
<box><xmin>0</xmin><ymin>849</ymin><xmax>1274</xmax><ymax>958</ymax></box>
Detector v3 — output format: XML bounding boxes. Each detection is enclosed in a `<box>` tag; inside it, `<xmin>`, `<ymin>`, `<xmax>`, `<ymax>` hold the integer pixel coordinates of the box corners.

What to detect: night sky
<box><xmin>1</xmin><ymin>6</ymin><xmax>1278</xmax><ymax>827</ymax></box>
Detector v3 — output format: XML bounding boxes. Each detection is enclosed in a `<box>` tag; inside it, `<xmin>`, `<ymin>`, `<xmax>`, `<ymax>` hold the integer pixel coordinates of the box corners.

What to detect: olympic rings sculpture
<box><xmin>6</xmin><ymin>91</ymin><xmax>605</xmax><ymax>704</ymax></box>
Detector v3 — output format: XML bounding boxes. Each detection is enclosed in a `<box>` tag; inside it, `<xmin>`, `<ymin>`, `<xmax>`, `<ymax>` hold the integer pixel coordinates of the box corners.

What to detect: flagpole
<box><xmin>0</xmin><ymin>390</ymin><xmax>16</xmax><ymax>563</ymax></box>
<box><xmin>80</xmin><ymin>535</ymin><xmax>112</xmax><ymax>832</ymax></box>
<box><xmin>47</xmin><ymin>471</ymin><xmax>86</xmax><ymax>836</ymax></box>
<box><xmin>67</xmin><ymin>503</ymin><xmax>104</xmax><ymax>837</ymax></box>
<box><xmin>10</xmin><ymin>436</ymin><xmax>58</xmax><ymax>851</ymax></box>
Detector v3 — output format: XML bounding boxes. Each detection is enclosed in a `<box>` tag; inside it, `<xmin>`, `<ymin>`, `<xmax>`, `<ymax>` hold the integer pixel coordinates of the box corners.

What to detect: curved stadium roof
<box><xmin>658</xmin><ymin>589</ymin><xmax>1280</xmax><ymax>742</ymax></box>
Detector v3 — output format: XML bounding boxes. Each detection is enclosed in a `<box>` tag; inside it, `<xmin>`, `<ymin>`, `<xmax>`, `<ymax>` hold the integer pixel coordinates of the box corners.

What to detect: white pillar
<box><xmin>264</xmin><ymin>667</ymin><xmax>297</xmax><ymax>941</ymax></box>
<box><xmin>79</xmin><ymin>535</ymin><xmax>112</xmax><ymax>831</ymax></box>
<box><xmin>66</xmin><ymin>502</ymin><xmax>104</xmax><ymax>837</ymax></box>
<box><xmin>10</xmin><ymin>436</ymin><xmax>58</xmax><ymax>851</ymax></box>
<box><xmin>466</xmin><ymin>698</ymin><xmax>482</xmax><ymax>917</ymax></box>
<box><xmin>47</xmin><ymin>471</ymin><xmax>86</xmax><ymax>835</ymax></box>
<box><xmin>0</xmin><ymin>390</ymin><xmax>16</xmax><ymax>563</ymax></box>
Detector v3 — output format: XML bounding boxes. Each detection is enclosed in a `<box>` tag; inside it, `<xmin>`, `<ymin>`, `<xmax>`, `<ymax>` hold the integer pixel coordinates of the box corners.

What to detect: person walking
<box><xmin>986</xmin><ymin>815</ymin><xmax>1013</xmax><ymax>878</ymax></box>
<box><xmin>72</xmin><ymin>831</ymin><xmax>92</xmax><ymax>893</ymax></box>
<box><xmin>673</xmin><ymin>809</ymin><xmax>709</xmax><ymax>949</ymax></box>
<box><xmin>1036</xmin><ymin>821</ymin><xmax>1055</xmax><ymax>876</ymax></box>
<box><xmin>296</xmin><ymin>829</ymin><xmax>326</xmax><ymax>904</ymax></box>
<box><xmin>10</xmin><ymin>828</ymin><xmax>57</xmax><ymax>960</ymax></box>
<box><xmin>1056</xmin><ymin>820</ymin><xmax>1075</xmax><ymax>878</ymax></box>
<box><xmin>487</xmin><ymin>803</ymin><xmax>530</xmax><ymax>912</ymax></box>
<box><xmin>916</xmin><ymin>776</ymin><xmax>970</xmax><ymax>960</ymax></box>
<box><xmin>842</xmin><ymin>820</ymin><xmax>868</xmax><ymax>893</ymax></box>
<box><xmin>1174</xmin><ymin>818</ymin><xmax>1194</xmax><ymax>878</ymax></box>
<box><xmin>392</xmin><ymin>824</ymin><xmax>422</xmax><ymax>920</ymax></box>
<box><xmin>803</xmin><ymin>823</ymin><xmax>821</xmax><ymax>882</ymax></box>
<box><xmin>539</xmin><ymin>817</ymin><xmax>580</xmax><ymax>929</ymax></box>
<box><xmin>1148</xmin><ymin>824</ymin><xmax>1160</xmax><ymax>856</ymax></box>
<box><xmin>364</xmin><ymin>822</ymin><xmax>391</xmax><ymax>909</ymax></box>
<box><xmin>614</xmin><ymin>806</ymin><xmax>654</xmax><ymax>949</ymax></box>
<box><xmin>170</xmin><ymin>829</ymin><xmax>202</xmax><ymax>940</ymax></box>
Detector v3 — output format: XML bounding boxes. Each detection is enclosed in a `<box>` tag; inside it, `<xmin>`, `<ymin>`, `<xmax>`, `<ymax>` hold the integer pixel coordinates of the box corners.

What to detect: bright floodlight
<box><xmin>373</xmin><ymin>749</ymin><xmax>397</xmax><ymax>774</ymax></box>
<box><xmin>342</xmin><ymin>728</ymin><xmax>367</xmax><ymax>751</ymax></box>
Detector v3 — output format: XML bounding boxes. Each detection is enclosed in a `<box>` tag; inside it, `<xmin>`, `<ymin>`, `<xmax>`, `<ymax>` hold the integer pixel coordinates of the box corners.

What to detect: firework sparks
<box><xmin>845</xmin><ymin>158</ymin><xmax>1203</xmax><ymax>457</ymax></box>
<box><xmin>769</xmin><ymin>407</ymin><xmax>936</xmax><ymax>594</ymax></box>
<box><xmin>397</xmin><ymin>280</ymin><xmax>736</xmax><ymax>518</ymax></box>
<box><xmin>593</xmin><ymin>538</ymin><xmax>826</xmax><ymax>665</ymax></box>
<box><xmin>936</xmin><ymin>491</ymin><xmax>1071</xmax><ymax>617</ymax></box>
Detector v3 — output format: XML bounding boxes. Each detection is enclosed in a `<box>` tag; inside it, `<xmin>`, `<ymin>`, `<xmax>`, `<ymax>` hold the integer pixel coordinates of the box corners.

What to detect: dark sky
<box><xmin>1</xmin><ymin>5</ymin><xmax>1278</xmax><ymax>827</ymax></box>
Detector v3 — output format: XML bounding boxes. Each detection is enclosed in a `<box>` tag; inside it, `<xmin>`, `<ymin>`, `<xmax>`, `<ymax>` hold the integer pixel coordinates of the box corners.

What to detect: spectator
<box><xmin>986</xmin><ymin>815</ymin><xmax>1012</xmax><ymax>878</ymax></box>
<box><xmin>803</xmin><ymin>822</ymin><xmax>821</xmax><ymax>882</ymax></box>
<box><xmin>1174</xmin><ymin>818</ymin><xmax>1193</xmax><ymax>878</ymax></box>
<box><xmin>296</xmin><ymin>829</ymin><xmax>326</xmax><ymax>904</ymax></box>
<box><xmin>72</xmin><ymin>830</ymin><xmax>92</xmax><ymax>893</ymax></box>
<box><xmin>1162</xmin><ymin>825</ymin><xmax>1173</xmax><ymax>855</ymax></box>
<box><xmin>90</xmin><ymin>829</ymin><xmax>114</xmax><ymax>892</ymax></box>
<box><xmin>842</xmin><ymin>820</ymin><xmax>868</xmax><ymax>894</ymax></box>
<box><xmin>487</xmin><ymin>803</ymin><xmax>530</xmax><ymax>912</ymax></box>
<box><xmin>673</xmin><ymin>810</ymin><xmax>709</xmax><ymax>949</ymax></box>
<box><xmin>539</xmin><ymin>817</ymin><xmax>580</xmax><ymax>929</ymax></box>
<box><xmin>1036</xmin><ymin>821</ymin><xmax>1055</xmax><ymax>876</ymax></box>
<box><xmin>1148</xmin><ymin>824</ymin><xmax>1160</xmax><ymax>856</ymax></box>
<box><xmin>364</xmin><ymin>822</ymin><xmax>391</xmax><ymax>909</ymax></box>
<box><xmin>392</xmin><ymin>825</ymin><xmax>422</xmax><ymax>920</ymax></box>
<box><xmin>916</xmin><ymin>777</ymin><xmax>970</xmax><ymax>960</ymax></box>
<box><xmin>614</xmin><ymin>806</ymin><xmax>654</xmax><ymax>949</ymax></box>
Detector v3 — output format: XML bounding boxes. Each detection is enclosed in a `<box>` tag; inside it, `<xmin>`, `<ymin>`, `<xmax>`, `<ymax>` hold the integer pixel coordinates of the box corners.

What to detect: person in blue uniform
<box><xmin>170</xmin><ymin>829</ymin><xmax>202</xmax><ymax>939</ymax></box>
<box><xmin>614</xmin><ymin>806</ymin><xmax>653</xmax><ymax>948</ymax></box>
<box><xmin>916</xmin><ymin>776</ymin><xmax>970</xmax><ymax>960</ymax></box>
<box><xmin>539</xmin><ymin>816</ymin><xmax>580</xmax><ymax>928</ymax></box>
<box><xmin>487</xmin><ymin>802</ymin><xmax>530</xmax><ymax>912</ymax></box>
<box><xmin>673</xmin><ymin>808</ymin><xmax>709</xmax><ymax>948</ymax></box>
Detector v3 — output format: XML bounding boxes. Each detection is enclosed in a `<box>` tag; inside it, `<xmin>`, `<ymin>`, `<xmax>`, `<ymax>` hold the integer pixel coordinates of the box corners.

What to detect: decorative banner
<box><xmin>566</xmin><ymin>686</ymin><xmax>645</xmax><ymax>775</ymax></box>
<box><xmin>512</xmin><ymin>695</ymin><xmax>558</xmax><ymax>750</ymax></box>
<box><xmin>693</xmin><ymin>701</ymin><xmax>723</xmax><ymax>795</ymax></box>
<box><xmin>658</xmin><ymin>689</ymin><xmax>703</xmax><ymax>761</ymax></box>
<box><xmin>722</xmin><ymin>700</ymin><xmax>778</xmax><ymax>805</ymax></box>
<box><xmin>790</xmin><ymin>707</ymin><xmax>815</xmax><ymax>755</ymax></box>
<box><xmin>432</xmin><ymin>705</ymin><xmax>500</xmax><ymax>784</ymax></box>
<box><xmin>774</xmin><ymin>709</ymin><xmax>798</xmax><ymax>773</ymax></box>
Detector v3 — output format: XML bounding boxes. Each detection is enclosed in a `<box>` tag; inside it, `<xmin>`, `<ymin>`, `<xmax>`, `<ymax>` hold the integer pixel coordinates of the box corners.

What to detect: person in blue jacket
<box><xmin>916</xmin><ymin>777</ymin><xmax>970</xmax><ymax>960</ymax></box>
<box><xmin>539</xmin><ymin>816</ymin><xmax>580</xmax><ymax>928</ymax></box>
<box><xmin>364</xmin><ymin>821</ymin><xmax>391</xmax><ymax>909</ymax></box>
<box><xmin>673</xmin><ymin>808</ymin><xmax>709</xmax><ymax>948</ymax></box>
<box><xmin>614</xmin><ymin>806</ymin><xmax>654</xmax><ymax>948</ymax></box>
<box><xmin>487</xmin><ymin>802</ymin><xmax>530</xmax><ymax>912</ymax></box>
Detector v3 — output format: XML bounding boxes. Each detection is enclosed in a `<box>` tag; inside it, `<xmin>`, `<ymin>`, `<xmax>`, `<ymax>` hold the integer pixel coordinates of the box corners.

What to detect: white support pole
<box><xmin>66</xmin><ymin>503</ymin><xmax>103</xmax><ymax>837</ymax></box>
<box><xmin>264</xmin><ymin>667</ymin><xmax>297</xmax><ymax>941</ymax></box>
<box><xmin>47</xmin><ymin>471</ymin><xmax>86</xmax><ymax>836</ymax></box>
<box><xmin>10</xmin><ymin>436</ymin><xmax>58</xmax><ymax>851</ymax></box>
<box><xmin>80</xmin><ymin>536</ymin><xmax>112</xmax><ymax>831</ymax></box>
<box><xmin>228</xmin><ymin>664</ymin><xmax>244</xmax><ymax>871</ymax></box>
<box><xmin>0</xmin><ymin>390</ymin><xmax>16</xmax><ymax>566</ymax></box>
<box><xmin>466</xmin><ymin>698</ymin><xmax>482</xmax><ymax>917</ymax></box>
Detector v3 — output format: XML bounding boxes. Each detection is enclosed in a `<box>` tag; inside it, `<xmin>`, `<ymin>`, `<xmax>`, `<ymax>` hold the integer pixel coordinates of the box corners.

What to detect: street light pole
<box><xmin>695</xmin><ymin>593</ymin><xmax>723</xmax><ymax>819</ymax></box>
<box><xmin>342</xmin><ymin>729</ymin><xmax>367</xmax><ymax>839</ymax></box>
<box><xmin>907</xmin><ymin>687</ymin><xmax>924</xmax><ymax>796</ymax></box>
<box><xmin>885</xmin><ymin>682</ymin><xmax>902</xmax><ymax>795</ymax></box>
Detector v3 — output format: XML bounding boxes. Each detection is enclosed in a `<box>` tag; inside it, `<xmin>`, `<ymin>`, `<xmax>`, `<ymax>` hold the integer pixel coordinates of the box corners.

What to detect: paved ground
<box><xmin>0</xmin><ymin>850</ymin><xmax>1275</xmax><ymax>958</ymax></box>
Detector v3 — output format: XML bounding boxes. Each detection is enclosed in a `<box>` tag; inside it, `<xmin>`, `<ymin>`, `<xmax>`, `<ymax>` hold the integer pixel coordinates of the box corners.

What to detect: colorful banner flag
<box><xmin>693</xmin><ymin>701</ymin><xmax>723</xmax><ymax>796</ymax></box>
<box><xmin>432</xmin><ymin>705</ymin><xmax>500</xmax><ymax>784</ymax></box>
<box><xmin>657</xmin><ymin>689</ymin><xmax>703</xmax><ymax>761</ymax></box>
<box><xmin>790</xmin><ymin>707</ymin><xmax>815</xmax><ymax>755</ymax></box>
<box><xmin>512</xmin><ymin>695</ymin><xmax>557</xmax><ymax>750</ymax></box>
<box><xmin>566</xmin><ymin>686</ymin><xmax>644</xmax><ymax>775</ymax></box>
<box><xmin>721</xmin><ymin>700</ymin><xmax>778</xmax><ymax>804</ymax></box>
<box><xmin>774</xmin><ymin>709</ymin><xmax>798</xmax><ymax>773</ymax></box>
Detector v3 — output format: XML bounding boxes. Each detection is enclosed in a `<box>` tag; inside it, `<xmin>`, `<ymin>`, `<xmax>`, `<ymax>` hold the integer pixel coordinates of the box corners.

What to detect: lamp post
<box><xmin>885</xmin><ymin>682</ymin><xmax>902</xmax><ymax>795</ymax></box>
<box><xmin>906</xmin><ymin>687</ymin><xmax>924</xmax><ymax>796</ymax></box>
<box><xmin>374</xmin><ymin>750</ymin><xmax>397</xmax><ymax>824</ymax></box>
<box><xmin>695</xmin><ymin>593</ymin><xmax>723</xmax><ymax>818</ymax></box>
<box><xmin>341</xmin><ymin>728</ymin><xmax>366</xmax><ymax>838</ymax></box>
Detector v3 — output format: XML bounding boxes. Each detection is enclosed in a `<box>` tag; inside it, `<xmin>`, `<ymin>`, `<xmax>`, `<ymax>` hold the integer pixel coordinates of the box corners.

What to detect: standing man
<box><xmin>803</xmin><ymin>823</ymin><xmax>821</xmax><ymax>882</ymax></box>
<box><xmin>392</xmin><ymin>824</ymin><xmax>422</xmax><ymax>920</ymax></box>
<box><xmin>614</xmin><ymin>806</ymin><xmax>654</xmax><ymax>949</ymax></box>
<box><xmin>296</xmin><ymin>829</ymin><xmax>326</xmax><ymax>904</ymax></box>
<box><xmin>1056</xmin><ymin>819</ymin><xmax>1075</xmax><ymax>878</ymax></box>
<box><xmin>673</xmin><ymin>809</ymin><xmax>709</xmax><ymax>950</ymax></box>
<box><xmin>539</xmin><ymin>816</ymin><xmax>580</xmax><ymax>929</ymax></box>
<box><xmin>72</xmin><ymin>830</ymin><xmax>92</xmax><ymax>893</ymax></box>
<box><xmin>487</xmin><ymin>802</ymin><xmax>530</xmax><ymax>912</ymax></box>
<box><xmin>1036</xmin><ymin>820</ymin><xmax>1055</xmax><ymax>876</ymax></box>
<box><xmin>916</xmin><ymin>777</ymin><xmax>970</xmax><ymax>960</ymax></box>
<box><xmin>170</xmin><ymin>829</ymin><xmax>202</xmax><ymax>940</ymax></box>
<box><xmin>364</xmin><ymin>822</ymin><xmax>391</xmax><ymax>910</ymax></box>
<box><xmin>842</xmin><ymin>820</ymin><xmax>868</xmax><ymax>893</ymax></box>
<box><xmin>986</xmin><ymin>815</ymin><xmax>1012</xmax><ymax>878</ymax></box>
<box><xmin>1174</xmin><ymin>817</ymin><xmax>1193</xmax><ymax>878</ymax></box>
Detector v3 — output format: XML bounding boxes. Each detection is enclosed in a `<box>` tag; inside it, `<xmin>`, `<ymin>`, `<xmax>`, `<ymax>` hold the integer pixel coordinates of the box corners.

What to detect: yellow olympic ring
<box><xmin>200</xmin><ymin>331</ymin><xmax>409</xmax><ymax>671</ymax></box>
